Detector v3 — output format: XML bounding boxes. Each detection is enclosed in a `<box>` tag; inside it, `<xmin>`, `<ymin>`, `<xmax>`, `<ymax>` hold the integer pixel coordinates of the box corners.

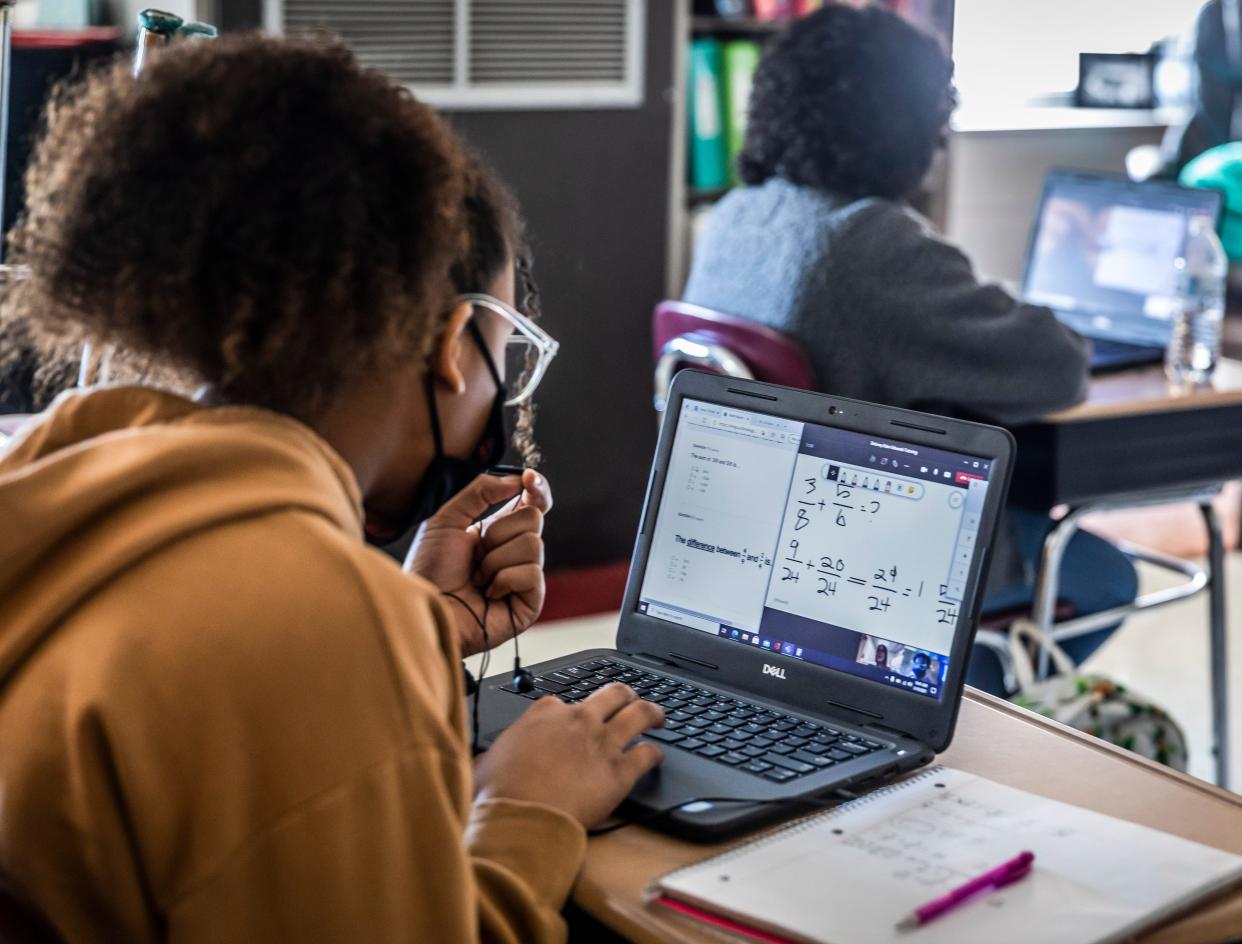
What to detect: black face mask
<box><xmin>368</xmin><ymin>320</ymin><xmax>507</xmax><ymax>560</ymax></box>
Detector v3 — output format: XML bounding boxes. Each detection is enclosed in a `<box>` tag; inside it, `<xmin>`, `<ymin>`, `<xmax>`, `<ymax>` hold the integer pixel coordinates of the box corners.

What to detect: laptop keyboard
<box><xmin>499</xmin><ymin>658</ymin><xmax>886</xmax><ymax>784</ymax></box>
<box><xmin>1089</xmin><ymin>337</ymin><xmax>1160</xmax><ymax>365</ymax></box>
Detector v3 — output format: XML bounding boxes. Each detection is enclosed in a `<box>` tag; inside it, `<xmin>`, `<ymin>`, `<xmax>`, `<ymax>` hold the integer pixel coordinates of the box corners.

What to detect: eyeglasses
<box><xmin>462</xmin><ymin>292</ymin><xmax>559</xmax><ymax>407</ymax></box>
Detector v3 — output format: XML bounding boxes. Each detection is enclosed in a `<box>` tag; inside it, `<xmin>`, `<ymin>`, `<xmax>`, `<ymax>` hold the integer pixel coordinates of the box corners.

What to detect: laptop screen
<box><xmin>1021</xmin><ymin>172</ymin><xmax>1222</xmax><ymax>346</ymax></box>
<box><xmin>636</xmin><ymin>398</ymin><xmax>993</xmax><ymax>701</ymax></box>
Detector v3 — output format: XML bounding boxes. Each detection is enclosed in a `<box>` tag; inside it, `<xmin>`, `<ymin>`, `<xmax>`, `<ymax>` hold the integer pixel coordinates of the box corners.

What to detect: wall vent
<box><xmin>267</xmin><ymin>0</ymin><xmax>645</xmax><ymax>109</ymax></box>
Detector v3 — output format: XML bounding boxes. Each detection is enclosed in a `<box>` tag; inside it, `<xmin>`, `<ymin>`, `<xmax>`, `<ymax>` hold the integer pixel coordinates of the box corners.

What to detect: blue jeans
<box><xmin>967</xmin><ymin>508</ymin><xmax>1139</xmax><ymax>696</ymax></box>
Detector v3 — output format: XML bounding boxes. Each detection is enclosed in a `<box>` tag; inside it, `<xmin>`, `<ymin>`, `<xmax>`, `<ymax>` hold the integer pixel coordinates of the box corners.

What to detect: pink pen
<box><xmin>895</xmin><ymin>850</ymin><xmax>1035</xmax><ymax>931</ymax></box>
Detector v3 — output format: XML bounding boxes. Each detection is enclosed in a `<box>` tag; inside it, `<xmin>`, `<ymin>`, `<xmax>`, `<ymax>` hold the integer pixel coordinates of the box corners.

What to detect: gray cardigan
<box><xmin>683</xmin><ymin>178</ymin><xmax>1090</xmax><ymax>428</ymax></box>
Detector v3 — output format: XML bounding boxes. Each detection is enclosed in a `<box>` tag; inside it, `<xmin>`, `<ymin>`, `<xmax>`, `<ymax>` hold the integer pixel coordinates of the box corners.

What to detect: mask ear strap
<box><xmin>425</xmin><ymin>370</ymin><xmax>446</xmax><ymax>457</ymax></box>
<box><xmin>467</xmin><ymin>318</ymin><xmax>503</xmax><ymax>390</ymax></box>
<box><xmin>426</xmin><ymin>317</ymin><xmax>499</xmax><ymax>457</ymax></box>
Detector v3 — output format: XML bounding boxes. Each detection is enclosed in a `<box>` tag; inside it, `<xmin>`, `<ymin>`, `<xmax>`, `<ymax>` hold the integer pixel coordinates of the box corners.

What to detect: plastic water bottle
<box><xmin>1165</xmin><ymin>216</ymin><xmax>1228</xmax><ymax>387</ymax></box>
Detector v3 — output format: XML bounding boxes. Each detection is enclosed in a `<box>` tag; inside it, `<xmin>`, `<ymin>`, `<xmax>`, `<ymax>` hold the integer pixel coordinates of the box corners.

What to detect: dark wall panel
<box><xmin>449</xmin><ymin>5</ymin><xmax>674</xmax><ymax>566</ymax></box>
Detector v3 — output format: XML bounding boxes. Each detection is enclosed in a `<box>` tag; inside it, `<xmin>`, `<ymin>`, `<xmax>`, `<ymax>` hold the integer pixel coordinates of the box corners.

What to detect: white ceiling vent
<box><xmin>266</xmin><ymin>0</ymin><xmax>645</xmax><ymax>109</ymax></box>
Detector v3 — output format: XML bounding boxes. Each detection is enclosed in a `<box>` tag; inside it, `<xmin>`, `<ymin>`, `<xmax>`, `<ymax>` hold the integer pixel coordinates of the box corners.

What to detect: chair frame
<box><xmin>651</xmin><ymin>300</ymin><xmax>813</xmax><ymax>412</ymax></box>
<box><xmin>653</xmin><ymin>334</ymin><xmax>753</xmax><ymax>412</ymax></box>
<box><xmin>1024</xmin><ymin>485</ymin><xmax>1229</xmax><ymax>788</ymax></box>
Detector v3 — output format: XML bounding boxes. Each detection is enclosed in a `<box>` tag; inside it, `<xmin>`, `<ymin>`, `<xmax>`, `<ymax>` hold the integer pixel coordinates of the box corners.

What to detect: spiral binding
<box><xmin>655</xmin><ymin>766</ymin><xmax>948</xmax><ymax>886</ymax></box>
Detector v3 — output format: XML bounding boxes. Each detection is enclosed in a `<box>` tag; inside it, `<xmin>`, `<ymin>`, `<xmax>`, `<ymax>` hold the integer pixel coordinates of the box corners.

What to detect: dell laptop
<box><xmin>478</xmin><ymin>371</ymin><xmax>1014</xmax><ymax>840</ymax></box>
<box><xmin>1022</xmin><ymin>169</ymin><xmax>1223</xmax><ymax>372</ymax></box>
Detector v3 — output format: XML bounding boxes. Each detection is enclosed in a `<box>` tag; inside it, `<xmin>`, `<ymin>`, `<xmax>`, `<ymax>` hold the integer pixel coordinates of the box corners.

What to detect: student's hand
<box><xmin>474</xmin><ymin>684</ymin><xmax>665</xmax><ymax>827</ymax></box>
<box><xmin>405</xmin><ymin>470</ymin><xmax>552</xmax><ymax>657</ymax></box>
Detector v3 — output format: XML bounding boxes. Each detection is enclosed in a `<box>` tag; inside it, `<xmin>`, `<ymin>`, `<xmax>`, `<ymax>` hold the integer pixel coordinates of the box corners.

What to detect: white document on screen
<box><xmin>639</xmin><ymin>404</ymin><xmax>801</xmax><ymax>633</ymax></box>
<box><xmin>1093</xmin><ymin>205</ymin><xmax>1184</xmax><ymax>298</ymax></box>
<box><xmin>763</xmin><ymin>454</ymin><xmax>983</xmax><ymax>655</ymax></box>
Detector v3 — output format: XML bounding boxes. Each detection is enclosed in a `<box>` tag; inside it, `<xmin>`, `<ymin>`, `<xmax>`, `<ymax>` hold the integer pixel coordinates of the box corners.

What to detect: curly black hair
<box><xmin>3</xmin><ymin>33</ymin><xmax>469</xmax><ymax>421</ymax></box>
<box><xmin>454</xmin><ymin>151</ymin><xmax>543</xmax><ymax>467</ymax></box>
<box><xmin>737</xmin><ymin>3</ymin><xmax>955</xmax><ymax>200</ymax></box>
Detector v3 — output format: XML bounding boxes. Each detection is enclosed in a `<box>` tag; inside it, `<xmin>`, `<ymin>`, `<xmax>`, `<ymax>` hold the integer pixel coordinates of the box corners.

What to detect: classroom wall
<box><xmin>944</xmin><ymin>124</ymin><xmax>1168</xmax><ymax>287</ymax></box>
<box><xmin>449</xmin><ymin>1</ymin><xmax>676</xmax><ymax>567</ymax></box>
<box><xmin>106</xmin><ymin>0</ymin><xmax>196</xmax><ymax>28</ymax></box>
<box><xmin>107</xmin><ymin>1</ymin><xmax>253</xmax><ymax>32</ymax></box>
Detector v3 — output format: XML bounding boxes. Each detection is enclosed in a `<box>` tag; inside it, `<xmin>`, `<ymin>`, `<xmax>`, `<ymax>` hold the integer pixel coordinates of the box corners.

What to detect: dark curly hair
<box><xmin>738</xmin><ymin>3</ymin><xmax>955</xmax><ymax>200</ymax></box>
<box><xmin>3</xmin><ymin>33</ymin><xmax>469</xmax><ymax>421</ymax></box>
<box><xmin>454</xmin><ymin>152</ymin><xmax>543</xmax><ymax>467</ymax></box>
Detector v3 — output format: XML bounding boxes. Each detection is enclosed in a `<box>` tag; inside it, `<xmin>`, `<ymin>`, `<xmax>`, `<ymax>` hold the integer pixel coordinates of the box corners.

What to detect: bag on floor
<box><xmin>1006</xmin><ymin>619</ymin><xmax>1188</xmax><ymax>771</ymax></box>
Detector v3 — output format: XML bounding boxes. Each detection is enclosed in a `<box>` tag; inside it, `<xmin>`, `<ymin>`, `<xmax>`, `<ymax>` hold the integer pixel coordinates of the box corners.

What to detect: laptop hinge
<box><xmin>863</xmin><ymin>721</ymin><xmax>915</xmax><ymax>741</ymax></box>
<box><xmin>629</xmin><ymin>651</ymin><xmax>720</xmax><ymax>672</ymax></box>
<box><xmin>629</xmin><ymin>652</ymin><xmax>678</xmax><ymax>669</ymax></box>
<box><xmin>826</xmin><ymin>699</ymin><xmax>882</xmax><ymax>720</ymax></box>
<box><xmin>667</xmin><ymin>651</ymin><xmax>720</xmax><ymax>670</ymax></box>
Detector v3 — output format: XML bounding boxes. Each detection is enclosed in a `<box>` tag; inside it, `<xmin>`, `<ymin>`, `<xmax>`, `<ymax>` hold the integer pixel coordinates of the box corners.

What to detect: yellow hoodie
<box><xmin>0</xmin><ymin>386</ymin><xmax>586</xmax><ymax>943</ymax></box>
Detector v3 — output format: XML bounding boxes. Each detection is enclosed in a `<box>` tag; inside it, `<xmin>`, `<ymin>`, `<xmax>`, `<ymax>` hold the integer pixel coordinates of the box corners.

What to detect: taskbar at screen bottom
<box><xmin>634</xmin><ymin>599</ymin><xmax>948</xmax><ymax>700</ymax></box>
<box><xmin>708</xmin><ymin>625</ymin><xmax>947</xmax><ymax>700</ymax></box>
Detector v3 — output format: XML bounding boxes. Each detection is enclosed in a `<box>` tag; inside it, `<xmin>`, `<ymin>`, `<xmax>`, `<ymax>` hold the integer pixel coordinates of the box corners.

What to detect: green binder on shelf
<box><xmin>722</xmin><ymin>40</ymin><xmax>760</xmax><ymax>184</ymax></box>
<box><xmin>688</xmin><ymin>38</ymin><xmax>729</xmax><ymax>191</ymax></box>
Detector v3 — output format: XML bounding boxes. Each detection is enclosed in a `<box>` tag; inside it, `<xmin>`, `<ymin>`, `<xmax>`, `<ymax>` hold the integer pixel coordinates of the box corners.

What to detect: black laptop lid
<box><xmin>1021</xmin><ymin>169</ymin><xmax>1223</xmax><ymax>347</ymax></box>
<box><xmin>616</xmin><ymin>372</ymin><xmax>1014</xmax><ymax>753</ymax></box>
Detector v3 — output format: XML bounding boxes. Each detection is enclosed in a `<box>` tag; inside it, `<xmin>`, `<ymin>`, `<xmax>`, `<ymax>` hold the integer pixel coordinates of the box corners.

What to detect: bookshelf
<box><xmin>685</xmin><ymin>1</ymin><xmax>953</xmax><ymax>207</ymax></box>
<box><xmin>689</xmin><ymin>15</ymin><xmax>787</xmax><ymax>37</ymax></box>
<box><xmin>668</xmin><ymin>0</ymin><xmax>955</xmax><ymax>294</ymax></box>
<box><xmin>687</xmin><ymin>185</ymin><xmax>731</xmax><ymax>206</ymax></box>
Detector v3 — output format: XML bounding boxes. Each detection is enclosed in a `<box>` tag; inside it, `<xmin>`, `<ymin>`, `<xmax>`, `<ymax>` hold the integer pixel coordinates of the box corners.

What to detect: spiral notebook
<box><xmin>649</xmin><ymin>767</ymin><xmax>1242</xmax><ymax>944</ymax></box>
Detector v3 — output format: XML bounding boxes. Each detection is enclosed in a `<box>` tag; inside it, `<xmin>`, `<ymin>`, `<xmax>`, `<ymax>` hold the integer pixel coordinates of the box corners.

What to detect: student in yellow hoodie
<box><xmin>0</xmin><ymin>34</ymin><xmax>664</xmax><ymax>943</ymax></box>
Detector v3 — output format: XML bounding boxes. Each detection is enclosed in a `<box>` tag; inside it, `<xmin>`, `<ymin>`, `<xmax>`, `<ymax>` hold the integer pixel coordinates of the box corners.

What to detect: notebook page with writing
<box><xmin>652</xmin><ymin>767</ymin><xmax>1242</xmax><ymax>944</ymax></box>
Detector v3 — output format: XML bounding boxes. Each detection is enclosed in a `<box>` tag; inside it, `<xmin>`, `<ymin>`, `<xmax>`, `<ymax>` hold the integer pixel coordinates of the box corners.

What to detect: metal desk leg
<box><xmin>1201</xmin><ymin>501</ymin><xmax>1230</xmax><ymax>790</ymax></box>
<box><xmin>1025</xmin><ymin>492</ymin><xmax>1228</xmax><ymax>787</ymax></box>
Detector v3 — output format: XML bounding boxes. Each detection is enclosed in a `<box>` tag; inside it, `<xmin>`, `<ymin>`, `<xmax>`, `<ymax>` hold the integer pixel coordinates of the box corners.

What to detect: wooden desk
<box><xmin>576</xmin><ymin>690</ymin><xmax>1242</xmax><ymax>944</ymax></box>
<box><xmin>1010</xmin><ymin>359</ymin><xmax>1242</xmax><ymax>510</ymax></box>
<box><xmin>1005</xmin><ymin>359</ymin><xmax>1240</xmax><ymax>788</ymax></box>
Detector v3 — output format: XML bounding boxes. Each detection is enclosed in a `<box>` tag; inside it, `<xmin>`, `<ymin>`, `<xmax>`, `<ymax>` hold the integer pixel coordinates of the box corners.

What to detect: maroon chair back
<box><xmin>652</xmin><ymin>301</ymin><xmax>814</xmax><ymax>411</ymax></box>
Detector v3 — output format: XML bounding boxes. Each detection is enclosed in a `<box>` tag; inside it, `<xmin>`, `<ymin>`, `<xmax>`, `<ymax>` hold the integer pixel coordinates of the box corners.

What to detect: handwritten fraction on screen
<box><xmin>763</xmin><ymin>454</ymin><xmax>976</xmax><ymax>654</ymax></box>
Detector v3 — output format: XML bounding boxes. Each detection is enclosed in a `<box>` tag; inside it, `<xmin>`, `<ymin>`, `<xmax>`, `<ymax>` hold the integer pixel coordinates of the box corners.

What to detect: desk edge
<box><xmin>962</xmin><ymin>689</ymin><xmax>1242</xmax><ymax>807</ymax></box>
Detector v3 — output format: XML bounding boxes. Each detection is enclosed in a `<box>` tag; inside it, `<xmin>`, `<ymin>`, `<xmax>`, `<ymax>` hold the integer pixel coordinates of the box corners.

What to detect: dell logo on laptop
<box><xmin>763</xmin><ymin>664</ymin><xmax>787</xmax><ymax>680</ymax></box>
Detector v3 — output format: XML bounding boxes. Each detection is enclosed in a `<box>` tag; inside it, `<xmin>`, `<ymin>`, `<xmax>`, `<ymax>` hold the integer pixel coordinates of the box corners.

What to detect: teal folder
<box><xmin>688</xmin><ymin>38</ymin><xmax>729</xmax><ymax>191</ymax></box>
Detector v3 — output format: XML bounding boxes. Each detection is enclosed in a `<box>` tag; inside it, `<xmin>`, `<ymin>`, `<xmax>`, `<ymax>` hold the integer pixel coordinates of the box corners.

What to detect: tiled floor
<box><xmin>474</xmin><ymin>552</ymin><xmax>1242</xmax><ymax>793</ymax></box>
<box><xmin>1081</xmin><ymin>554</ymin><xmax>1242</xmax><ymax>788</ymax></box>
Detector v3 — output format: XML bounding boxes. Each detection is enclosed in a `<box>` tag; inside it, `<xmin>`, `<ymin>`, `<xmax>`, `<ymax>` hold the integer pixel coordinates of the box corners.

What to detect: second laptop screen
<box><xmin>1023</xmin><ymin>174</ymin><xmax>1220</xmax><ymax>344</ymax></box>
<box><xmin>636</xmin><ymin>399</ymin><xmax>992</xmax><ymax>700</ymax></box>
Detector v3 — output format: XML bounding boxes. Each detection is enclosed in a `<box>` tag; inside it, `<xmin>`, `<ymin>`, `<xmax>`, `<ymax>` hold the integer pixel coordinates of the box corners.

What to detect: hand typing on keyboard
<box><xmin>475</xmin><ymin>683</ymin><xmax>666</xmax><ymax>827</ymax></box>
<box><xmin>503</xmin><ymin>659</ymin><xmax>886</xmax><ymax>785</ymax></box>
